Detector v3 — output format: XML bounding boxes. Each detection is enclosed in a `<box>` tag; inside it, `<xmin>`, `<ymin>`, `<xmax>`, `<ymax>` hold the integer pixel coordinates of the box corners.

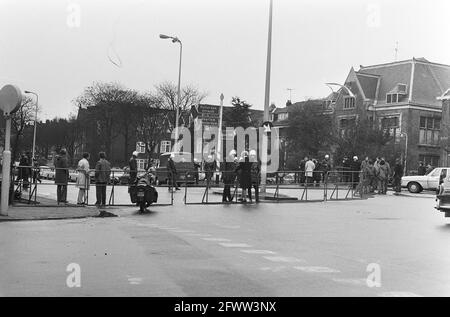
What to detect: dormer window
<box><xmin>344</xmin><ymin>96</ymin><xmax>355</xmax><ymax>109</ymax></box>
<box><xmin>386</xmin><ymin>93</ymin><xmax>398</xmax><ymax>103</ymax></box>
<box><xmin>387</xmin><ymin>83</ymin><xmax>407</xmax><ymax>104</ymax></box>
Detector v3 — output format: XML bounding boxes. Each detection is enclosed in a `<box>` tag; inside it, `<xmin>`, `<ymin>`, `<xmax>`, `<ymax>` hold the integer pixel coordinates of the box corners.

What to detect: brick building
<box><xmin>270</xmin><ymin>58</ymin><xmax>450</xmax><ymax>173</ymax></box>
<box><xmin>333</xmin><ymin>57</ymin><xmax>450</xmax><ymax>172</ymax></box>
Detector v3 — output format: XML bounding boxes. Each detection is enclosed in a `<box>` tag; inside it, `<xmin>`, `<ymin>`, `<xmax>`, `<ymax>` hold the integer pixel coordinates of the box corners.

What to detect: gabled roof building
<box><xmin>271</xmin><ymin>57</ymin><xmax>450</xmax><ymax>172</ymax></box>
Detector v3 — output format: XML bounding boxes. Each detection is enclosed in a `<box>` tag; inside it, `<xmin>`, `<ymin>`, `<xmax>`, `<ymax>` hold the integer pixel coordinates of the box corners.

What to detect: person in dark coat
<box><xmin>54</xmin><ymin>148</ymin><xmax>69</xmax><ymax>204</ymax></box>
<box><xmin>392</xmin><ymin>158</ymin><xmax>404</xmax><ymax>194</ymax></box>
<box><xmin>249</xmin><ymin>150</ymin><xmax>261</xmax><ymax>202</ymax></box>
<box><xmin>235</xmin><ymin>151</ymin><xmax>252</xmax><ymax>203</ymax></box>
<box><xmin>166</xmin><ymin>154</ymin><xmax>179</xmax><ymax>191</ymax></box>
<box><xmin>312</xmin><ymin>159</ymin><xmax>322</xmax><ymax>187</ymax></box>
<box><xmin>221</xmin><ymin>150</ymin><xmax>237</xmax><ymax>202</ymax></box>
<box><xmin>204</xmin><ymin>155</ymin><xmax>217</xmax><ymax>185</ymax></box>
<box><xmin>350</xmin><ymin>156</ymin><xmax>361</xmax><ymax>189</ymax></box>
<box><xmin>299</xmin><ymin>157</ymin><xmax>307</xmax><ymax>186</ymax></box>
<box><xmin>342</xmin><ymin>156</ymin><xmax>351</xmax><ymax>183</ymax></box>
<box><xmin>417</xmin><ymin>162</ymin><xmax>426</xmax><ymax>176</ymax></box>
<box><xmin>321</xmin><ymin>154</ymin><xmax>331</xmax><ymax>183</ymax></box>
<box><xmin>193</xmin><ymin>158</ymin><xmax>201</xmax><ymax>185</ymax></box>
<box><xmin>94</xmin><ymin>151</ymin><xmax>111</xmax><ymax>206</ymax></box>
<box><xmin>18</xmin><ymin>152</ymin><xmax>33</xmax><ymax>189</ymax></box>
<box><xmin>129</xmin><ymin>151</ymin><xmax>138</xmax><ymax>185</ymax></box>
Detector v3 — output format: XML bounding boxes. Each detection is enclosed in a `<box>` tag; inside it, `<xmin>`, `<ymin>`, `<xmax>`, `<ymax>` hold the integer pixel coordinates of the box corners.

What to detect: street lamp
<box><xmin>160</xmin><ymin>33</ymin><xmax>182</xmax><ymax>141</ymax></box>
<box><xmin>24</xmin><ymin>90</ymin><xmax>38</xmax><ymax>163</ymax></box>
<box><xmin>401</xmin><ymin>132</ymin><xmax>408</xmax><ymax>176</ymax></box>
<box><xmin>325</xmin><ymin>83</ymin><xmax>356</xmax><ymax>98</ymax></box>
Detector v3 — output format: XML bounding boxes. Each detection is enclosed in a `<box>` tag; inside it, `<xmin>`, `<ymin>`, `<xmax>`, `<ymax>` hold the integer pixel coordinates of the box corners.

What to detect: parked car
<box><xmin>110</xmin><ymin>167</ymin><xmax>125</xmax><ymax>185</ymax></box>
<box><xmin>118</xmin><ymin>167</ymin><xmax>130</xmax><ymax>185</ymax></box>
<box><xmin>68</xmin><ymin>169</ymin><xmax>78</xmax><ymax>182</ymax></box>
<box><xmin>401</xmin><ymin>167</ymin><xmax>450</xmax><ymax>193</ymax></box>
<box><xmin>40</xmin><ymin>166</ymin><xmax>55</xmax><ymax>180</ymax></box>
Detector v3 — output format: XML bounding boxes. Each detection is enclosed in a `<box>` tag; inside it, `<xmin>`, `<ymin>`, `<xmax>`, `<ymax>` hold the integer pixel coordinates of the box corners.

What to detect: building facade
<box><xmin>270</xmin><ymin>58</ymin><xmax>450</xmax><ymax>173</ymax></box>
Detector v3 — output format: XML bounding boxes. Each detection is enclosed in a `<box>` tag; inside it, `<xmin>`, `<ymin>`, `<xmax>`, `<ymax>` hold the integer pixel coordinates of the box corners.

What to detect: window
<box><xmin>386</xmin><ymin>93</ymin><xmax>399</xmax><ymax>103</ymax></box>
<box><xmin>344</xmin><ymin>96</ymin><xmax>355</xmax><ymax>109</ymax></box>
<box><xmin>339</xmin><ymin>117</ymin><xmax>356</xmax><ymax>137</ymax></box>
<box><xmin>278</xmin><ymin>113</ymin><xmax>288</xmax><ymax>121</ymax></box>
<box><xmin>419</xmin><ymin>155</ymin><xmax>439</xmax><ymax>169</ymax></box>
<box><xmin>136</xmin><ymin>159</ymin><xmax>147</xmax><ymax>171</ymax></box>
<box><xmin>419</xmin><ymin>117</ymin><xmax>440</xmax><ymax>146</ymax></box>
<box><xmin>136</xmin><ymin>141</ymin><xmax>146</xmax><ymax>153</ymax></box>
<box><xmin>381</xmin><ymin>116</ymin><xmax>400</xmax><ymax>143</ymax></box>
<box><xmin>160</xmin><ymin>140</ymin><xmax>171</xmax><ymax>153</ymax></box>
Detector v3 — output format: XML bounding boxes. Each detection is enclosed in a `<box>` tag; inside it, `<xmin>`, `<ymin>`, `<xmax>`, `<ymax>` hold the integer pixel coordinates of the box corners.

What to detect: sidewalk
<box><xmin>0</xmin><ymin>206</ymin><xmax>100</xmax><ymax>222</ymax></box>
<box><xmin>0</xmin><ymin>195</ymin><xmax>100</xmax><ymax>222</ymax></box>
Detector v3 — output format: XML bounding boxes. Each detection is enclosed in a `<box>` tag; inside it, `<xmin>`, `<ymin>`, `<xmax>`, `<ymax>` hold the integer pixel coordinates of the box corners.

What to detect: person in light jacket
<box><xmin>76</xmin><ymin>152</ymin><xmax>90</xmax><ymax>205</ymax></box>
<box><xmin>305</xmin><ymin>158</ymin><xmax>316</xmax><ymax>186</ymax></box>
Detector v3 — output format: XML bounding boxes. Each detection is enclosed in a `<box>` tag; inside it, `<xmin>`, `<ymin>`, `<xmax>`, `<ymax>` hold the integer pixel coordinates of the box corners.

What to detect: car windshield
<box><xmin>429</xmin><ymin>169</ymin><xmax>440</xmax><ymax>177</ymax></box>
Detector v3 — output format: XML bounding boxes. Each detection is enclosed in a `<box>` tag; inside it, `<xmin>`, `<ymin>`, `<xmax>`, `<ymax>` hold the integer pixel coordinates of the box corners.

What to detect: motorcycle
<box><xmin>129</xmin><ymin>171</ymin><xmax>158</xmax><ymax>212</ymax></box>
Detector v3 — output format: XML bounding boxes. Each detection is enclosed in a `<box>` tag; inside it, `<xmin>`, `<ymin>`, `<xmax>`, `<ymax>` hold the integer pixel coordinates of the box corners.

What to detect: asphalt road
<box><xmin>0</xmin><ymin>193</ymin><xmax>449</xmax><ymax>297</ymax></box>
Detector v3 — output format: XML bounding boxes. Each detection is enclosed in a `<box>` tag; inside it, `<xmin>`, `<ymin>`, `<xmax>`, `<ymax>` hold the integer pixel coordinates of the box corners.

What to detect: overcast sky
<box><xmin>1</xmin><ymin>0</ymin><xmax>449</xmax><ymax>119</ymax></box>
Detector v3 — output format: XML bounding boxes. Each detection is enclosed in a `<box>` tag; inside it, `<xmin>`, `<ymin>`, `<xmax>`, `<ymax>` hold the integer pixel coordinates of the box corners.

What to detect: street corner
<box><xmin>0</xmin><ymin>205</ymin><xmax>100</xmax><ymax>222</ymax></box>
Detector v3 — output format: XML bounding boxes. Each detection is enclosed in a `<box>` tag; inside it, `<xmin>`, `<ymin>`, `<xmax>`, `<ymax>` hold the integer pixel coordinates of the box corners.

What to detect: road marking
<box><xmin>240</xmin><ymin>249</ymin><xmax>276</xmax><ymax>255</ymax></box>
<box><xmin>332</xmin><ymin>278</ymin><xmax>367</xmax><ymax>286</ymax></box>
<box><xmin>263</xmin><ymin>256</ymin><xmax>304</xmax><ymax>263</ymax></box>
<box><xmin>127</xmin><ymin>277</ymin><xmax>143</xmax><ymax>285</ymax></box>
<box><xmin>219</xmin><ymin>243</ymin><xmax>252</xmax><ymax>248</ymax></box>
<box><xmin>378</xmin><ymin>292</ymin><xmax>422</xmax><ymax>297</ymax></box>
<box><xmin>215</xmin><ymin>224</ymin><xmax>241</xmax><ymax>229</ymax></box>
<box><xmin>158</xmin><ymin>227</ymin><xmax>179</xmax><ymax>230</ymax></box>
<box><xmin>170</xmin><ymin>229</ymin><xmax>195</xmax><ymax>233</ymax></box>
<box><xmin>187</xmin><ymin>233</ymin><xmax>212</xmax><ymax>237</ymax></box>
<box><xmin>202</xmin><ymin>238</ymin><xmax>232</xmax><ymax>242</ymax></box>
<box><xmin>294</xmin><ymin>266</ymin><xmax>341</xmax><ymax>273</ymax></box>
<box><xmin>260</xmin><ymin>266</ymin><xmax>288</xmax><ymax>272</ymax></box>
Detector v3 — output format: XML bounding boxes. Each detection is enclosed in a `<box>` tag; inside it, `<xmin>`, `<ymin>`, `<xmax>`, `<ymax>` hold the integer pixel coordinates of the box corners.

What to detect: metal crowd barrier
<box><xmin>9</xmin><ymin>165</ymin><xmax>366</xmax><ymax>207</ymax></box>
<box><xmin>10</xmin><ymin>165</ymin><xmax>173</xmax><ymax>207</ymax></box>
<box><xmin>183</xmin><ymin>169</ymin><xmax>365</xmax><ymax>205</ymax></box>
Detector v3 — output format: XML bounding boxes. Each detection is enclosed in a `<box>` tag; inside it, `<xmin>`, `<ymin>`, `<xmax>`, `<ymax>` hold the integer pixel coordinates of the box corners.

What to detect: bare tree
<box><xmin>11</xmin><ymin>96</ymin><xmax>37</xmax><ymax>161</ymax></box>
<box><xmin>152</xmin><ymin>81</ymin><xmax>207</xmax><ymax>130</ymax></box>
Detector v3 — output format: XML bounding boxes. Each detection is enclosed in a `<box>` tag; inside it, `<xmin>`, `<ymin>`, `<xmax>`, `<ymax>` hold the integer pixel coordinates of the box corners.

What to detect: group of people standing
<box><xmin>16</xmin><ymin>152</ymin><xmax>41</xmax><ymax>190</ymax></box>
<box><xmin>345</xmin><ymin>156</ymin><xmax>404</xmax><ymax>195</ymax></box>
<box><xmin>221</xmin><ymin>150</ymin><xmax>261</xmax><ymax>203</ymax></box>
<box><xmin>54</xmin><ymin>149</ymin><xmax>111</xmax><ymax>206</ymax></box>
<box><xmin>298</xmin><ymin>155</ymin><xmax>332</xmax><ymax>186</ymax></box>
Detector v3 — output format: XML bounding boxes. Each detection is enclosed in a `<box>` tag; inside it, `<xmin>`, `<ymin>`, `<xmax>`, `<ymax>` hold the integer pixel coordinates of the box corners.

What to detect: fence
<box><xmin>10</xmin><ymin>165</ymin><xmax>173</xmax><ymax>207</ymax></box>
<box><xmin>9</xmin><ymin>165</ymin><xmax>367</xmax><ymax>207</ymax></box>
<box><xmin>183</xmin><ymin>169</ymin><xmax>365</xmax><ymax>205</ymax></box>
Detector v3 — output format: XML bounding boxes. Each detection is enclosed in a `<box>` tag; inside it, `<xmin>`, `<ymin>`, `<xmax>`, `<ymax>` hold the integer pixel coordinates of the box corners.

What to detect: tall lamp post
<box><xmin>160</xmin><ymin>34</ymin><xmax>182</xmax><ymax>141</ymax></box>
<box><xmin>401</xmin><ymin>132</ymin><xmax>408</xmax><ymax>176</ymax></box>
<box><xmin>24</xmin><ymin>90</ymin><xmax>38</xmax><ymax>162</ymax></box>
<box><xmin>261</xmin><ymin>0</ymin><xmax>274</xmax><ymax>194</ymax></box>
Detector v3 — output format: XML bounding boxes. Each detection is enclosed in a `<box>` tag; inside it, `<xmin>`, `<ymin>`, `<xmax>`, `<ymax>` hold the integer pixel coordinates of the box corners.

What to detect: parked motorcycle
<box><xmin>129</xmin><ymin>171</ymin><xmax>158</xmax><ymax>212</ymax></box>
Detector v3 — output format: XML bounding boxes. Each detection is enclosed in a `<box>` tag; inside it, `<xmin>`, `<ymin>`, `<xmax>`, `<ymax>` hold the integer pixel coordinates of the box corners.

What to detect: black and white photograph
<box><xmin>0</xmin><ymin>0</ymin><xmax>449</xmax><ymax>303</ymax></box>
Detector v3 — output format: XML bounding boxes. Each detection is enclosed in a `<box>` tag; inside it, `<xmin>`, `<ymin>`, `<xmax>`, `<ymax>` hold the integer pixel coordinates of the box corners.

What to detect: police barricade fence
<box><xmin>10</xmin><ymin>165</ymin><xmax>173</xmax><ymax>207</ymax></box>
<box><xmin>183</xmin><ymin>169</ymin><xmax>364</xmax><ymax>205</ymax></box>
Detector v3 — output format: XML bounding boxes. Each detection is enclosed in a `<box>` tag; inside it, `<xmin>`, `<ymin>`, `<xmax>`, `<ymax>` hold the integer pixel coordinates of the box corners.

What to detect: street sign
<box><xmin>0</xmin><ymin>84</ymin><xmax>22</xmax><ymax>115</ymax></box>
<box><xmin>198</xmin><ymin>104</ymin><xmax>220</xmax><ymax>126</ymax></box>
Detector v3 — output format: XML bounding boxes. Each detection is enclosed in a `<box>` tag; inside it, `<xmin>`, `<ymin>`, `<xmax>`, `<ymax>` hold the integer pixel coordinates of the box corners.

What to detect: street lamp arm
<box><xmin>325</xmin><ymin>83</ymin><xmax>355</xmax><ymax>98</ymax></box>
